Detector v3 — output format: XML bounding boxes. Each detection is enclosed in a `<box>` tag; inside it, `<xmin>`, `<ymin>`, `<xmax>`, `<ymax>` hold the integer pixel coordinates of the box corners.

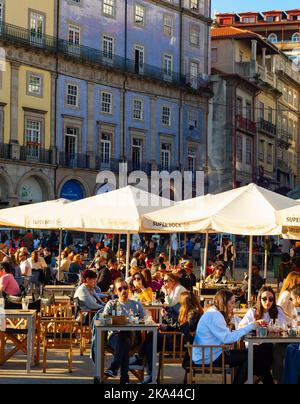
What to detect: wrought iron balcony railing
<box><xmin>236</xmin><ymin>115</ymin><xmax>257</xmax><ymax>134</ymax></box>
<box><xmin>258</xmin><ymin>119</ymin><xmax>277</xmax><ymax>135</ymax></box>
<box><xmin>0</xmin><ymin>21</ymin><xmax>210</xmax><ymax>91</ymax></box>
<box><xmin>20</xmin><ymin>146</ymin><xmax>53</xmax><ymax>164</ymax></box>
<box><xmin>58</xmin><ymin>152</ymin><xmax>90</xmax><ymax>169</ymax></box>
<box><xmin>0</xmin><ymin>143</ymin><xmax>11</xmax><ymax>159</ymax></box>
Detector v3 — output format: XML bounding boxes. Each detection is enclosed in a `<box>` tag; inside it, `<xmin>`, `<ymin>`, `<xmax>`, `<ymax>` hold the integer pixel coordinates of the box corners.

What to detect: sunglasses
<box><xmin>261</xmin><ymin>297</ymin><xmax>274</xmax><ymax>302</ymax></box>
<box><xmin>163</xmin><ymin>279</ymin><xmax>170</xmax><ymax>283</ymax></box>
<box><xmin>133</xmin><ymin>277</ymin><xmax>141</xmax><ymax>281</ymax></box>
<box><xmin>117</xmin><ymin>285</ymin><xmax>129</xmax><ymax>292</ymax></box>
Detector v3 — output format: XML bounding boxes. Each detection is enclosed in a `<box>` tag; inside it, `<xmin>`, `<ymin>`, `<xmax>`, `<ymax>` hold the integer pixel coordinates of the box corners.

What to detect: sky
<box><xmin>211</xmin><ymin>0</ymin><xmax>300</xmax><ymax>14</ymax></box>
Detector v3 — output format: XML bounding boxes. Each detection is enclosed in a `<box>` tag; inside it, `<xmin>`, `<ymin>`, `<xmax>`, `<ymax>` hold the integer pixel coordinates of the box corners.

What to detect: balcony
<box><xmin>278</xmin><ymin>130</ymin><xmax>293</xmax><ymax>149</ymax></box>
<box><xmin>20</xmin><ymin>146</ymin><xmax>53</xmax><ymax>164</ymax></box>
<box><xmin>236</xmin><ymin>115</ymin><xmax>257</xmax><ymax>134</ymax></box>
<box><xmin>235</xmin><ymin>61</ymin><xmax>276</xmax><ymax>88</ymax></box>
<box><xmin>0</xmin><ymin>21</ymin><xmax>211</xmax><ymax>92</ymax></box>
<box><xmin>95</xmin><ymin>157</ymin><xmax>122</xmax><ymax>173</ymax></box>
<box><xmin>0</xmin><ymin>143</ymin><xmax>11</xmax><ymax>159</ymax></box>
<box><xmin>156</xmin><ymin>164</ymin><xmax>181</xmax><ymax>172</ymax></box>
<box><xmin>258</xmin><ymin>119</ymin><xmax>277</xmax><ymax>136</ymax></box>
<box><xmin>58</xmin><ymin>152</ymin><xmax>90</xmax><ymax>169</ymax></box>
<box><xmin>277</xmin><ymin>159</ymin><xmax>290</xmax><ymax>173</ymax></box>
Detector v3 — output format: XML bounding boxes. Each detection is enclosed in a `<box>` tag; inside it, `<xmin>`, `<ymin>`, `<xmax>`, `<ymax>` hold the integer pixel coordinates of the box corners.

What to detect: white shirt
<box><xmin>163</xmin><ymin>283</ymin><xmax>186</xmax><ymax>307</ymax></box>
<box><xmin>238</xmin><ymin>306</ymin><xmax>287</xmax><ymax>329</ymax></box>
<box><xmin>20</xmin><ymin>259</ymin><xmax>32</xmax><ymax>277</ymax></box>
<box><xmin>277</xmin><ymin>290</ymin><xmax>297</xmax><ymax>325</ymax></box>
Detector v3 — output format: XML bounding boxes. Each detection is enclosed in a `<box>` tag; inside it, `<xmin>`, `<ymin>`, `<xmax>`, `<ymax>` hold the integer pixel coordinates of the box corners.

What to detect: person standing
<box><xmin>219</xmin><ymin>237</ymin><xmax>236</xmax><ymax>279</ymax></box>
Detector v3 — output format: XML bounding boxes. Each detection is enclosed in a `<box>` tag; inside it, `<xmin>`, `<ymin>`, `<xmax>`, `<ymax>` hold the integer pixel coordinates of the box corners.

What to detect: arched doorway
<box><xmin>18</xmin><ymin>176</ymin><xmax>49</xmax><ymax>204</ymax></box>
<box><xmin>59</xmin><ymin>179</ymin><xmax>86</xmax><ymax>201</ymax></box>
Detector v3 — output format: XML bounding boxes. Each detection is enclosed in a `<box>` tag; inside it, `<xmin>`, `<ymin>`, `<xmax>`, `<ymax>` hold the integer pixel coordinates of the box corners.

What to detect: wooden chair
<box><xmin>185</xmin><ymin>343</ymin><xmax>234</xmax><ymax>384</ymax></box>
<box><xmin>157</xmin><ymin>331</ymin><xmax>185</xmax><ymax>383</ymax></box>
<box><xmin>40</xmin><ymin>317</ymin><xmax>83</xmax><ymax>373</ymax></box>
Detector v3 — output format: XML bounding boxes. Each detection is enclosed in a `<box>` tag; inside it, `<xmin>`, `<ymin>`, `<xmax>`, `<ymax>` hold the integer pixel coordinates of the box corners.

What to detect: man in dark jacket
<box><xmin>95</xmin><ymin>257</ymin><xmax>112</xmax><ymax>292</ymax></box>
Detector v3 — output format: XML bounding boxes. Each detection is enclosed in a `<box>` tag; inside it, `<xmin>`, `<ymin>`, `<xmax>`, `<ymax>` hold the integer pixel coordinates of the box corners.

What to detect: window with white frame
<box><xmin>190</xmin><ymin>0</ymin><xmax>198</xmax><ymax>12</ymax></box>
<box><xmin>188</xmin><ymin>110</ymin><xmax>198</xmax><ymax>129</ymax></box>
<box><xmin>100</xmin><ymin>132</ymin><xmax>111</xmax><ymax>166</ymax></box>
<box><xmin>68</xmin><ymin>25</ymin><xmax>80</xmax><ymax>46</ymax></box>
<box><xmin>163</xmin><ymin>54</ymin><xmax>173</xmax><ymax>81</ymax></box>
<box><xmin>236</xmin><ymin>135</ymin><xmax>242</xmax><ymax>162</ymax></box>
<box><xmin>102</xmin><ymin>35</ymin><xmax>114</xmax><ymax>60</ymax></box>
<box><xmin>132</xmin><ymin>138</ymin><xmax>142</xmax><ymax>169</ymax></box>
<box><xmin>246</xmin><ymin>138</ymin><xmax>252</xmax><ymax>165</ymax></box>
<box><xmin>163</xmin><ymin>14</ymin><xmax>174</xmax><ymax>36</ymax></box>
<box><xmin>190</xmin><ymin>25</ymin><xmax>200</xmax><ymax>46</ymax></box>
<box><xmin>135</xmin><ymin>4</ymin><xmax>145</xmax><ymax>26</ymax></box>
<box><xmin>161</xmin><ymin>106</ymin><xmax>171</xmax><ymax>126</ymax></box>
<box><xmin>259</xmin><ymin>101</ymin><xmax>264</xmax><ymax>120</ymax></box>
<box><xmin>101</xmin><ymin>91</ymin><xmax>112</xmax><ymax>114</ymax></box>
<box><xmin>161</xmin><ymin>143</ymin><xmax>171</xmax><ymax>169</ymax></box>
<box><xmin>103</xmin><ymin>0</ymin><xmax>116</xmax><ymax>17</ymax></box>
<box><xmin>189</xmin><ymin>61</ymin><xmax>199</xmax><ymax>89</ymax></box>
<box><xmin>26</xmin><ymin>119</ymin><xmax>41</xmax><ymax>160</ymax></box>
<box><xmin>292</xmin><ymin>32</ymin><xmax>300</xmax><ymax>42</ymax></box>
<box><xmin>187</xmin><ymin>148</ymin><xmax>196</xmax><ymax>172</ymax></box>
<box><xmin>132</xmin><ymin>99</ymin><xmax>143</xmax><ymax>120</ymax></box>
<box><xmin>134</xmin><ymin>45</ymin><xmax>144</xmax><ymax>74</ymax></box>
<box><xmin>66</xmin><ymin>84</ymin><xmax>79</xmax><ymax>107</ymax></box>
<box><xmin>30</xmin><ymin>12</ymin><xmax>44</xmax><ymax>44</ymax></box>
<box><xmin>65</xmin><ymin>127</ymin><xmax>78</xmax><ymax>160</ymax></box>
<box><xmin>268</xmin><ymin>33</ymin><xmax>277</xmax><ymax>43</ymax></box>
<box><xmin>28</xmin><ymin>74</ymin><xmax>42</xmax><ymax>96</ymax></box>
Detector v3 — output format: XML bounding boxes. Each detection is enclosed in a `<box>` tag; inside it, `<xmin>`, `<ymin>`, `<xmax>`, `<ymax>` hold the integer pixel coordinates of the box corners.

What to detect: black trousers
<box><xmin>213</xmin><ymin>344</ymin><xmax>274</xmax><ymax>384</ymax></box>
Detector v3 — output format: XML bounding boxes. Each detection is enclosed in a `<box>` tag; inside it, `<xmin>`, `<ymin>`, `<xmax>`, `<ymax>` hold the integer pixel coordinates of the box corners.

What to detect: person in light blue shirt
<box><xmin>193</xmin><ymin>289</ymin><xmax>267</xmax><ymax>384</ymax></box>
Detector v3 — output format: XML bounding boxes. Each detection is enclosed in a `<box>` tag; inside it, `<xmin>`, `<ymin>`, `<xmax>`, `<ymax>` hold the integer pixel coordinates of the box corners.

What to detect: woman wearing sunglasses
<box><xmin>239</xmin><ymin>286</ymin><xmax>287</xmax><ymax>384</ymax></box>
<box><xmin>128</xmin><ymin>273</ymin><xmax>153</xmax><ymax>302</ymax></box>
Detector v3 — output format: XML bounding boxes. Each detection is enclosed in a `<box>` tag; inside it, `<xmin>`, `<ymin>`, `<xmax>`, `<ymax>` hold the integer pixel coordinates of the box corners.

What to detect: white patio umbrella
<box><xmin>0</xmin><ymin>198</ymin><xmax>72</xmax><ymax>279</ymax></box>
<box><xmin>56</xmin><ymin>186</ymin><xmax>173</xmax><ymax>278</ymax></box>
<box><xmin>143</xmin><ymin>183</ymin><xmax>298</xmax><ymax>304</ymax></box>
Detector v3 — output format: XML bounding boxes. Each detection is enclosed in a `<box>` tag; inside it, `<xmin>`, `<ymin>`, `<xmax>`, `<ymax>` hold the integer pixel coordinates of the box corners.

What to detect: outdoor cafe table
<box><xmin>94</xmin><ymin>322</ymin><xmax>158</xmax><ymax>384</ymax></box>
<box><xmin>143</xmin><ymin>303</ymin><xmax>164</xmax><ymax>323</ymax></box>
<box><xmin>245</xmin><ymin>335</ymin><xmax>300</xmax><ymax>384</ymax></box>
<box><xmin>0</xmin><ymin>310</ymin><xmax>36</xmax><ymax>373</ymax></box>
<box><xmin>44</xmin><ymin>285</ymin><xmax>76</xmax><ymax>296</ymax></box>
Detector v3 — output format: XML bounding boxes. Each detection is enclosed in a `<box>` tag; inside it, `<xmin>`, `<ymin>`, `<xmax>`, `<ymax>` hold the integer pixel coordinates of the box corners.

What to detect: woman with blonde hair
<box><xmin>278</xmin><ymin>271</ymin><xmax>300</xmax><ymax>324</ymax></box>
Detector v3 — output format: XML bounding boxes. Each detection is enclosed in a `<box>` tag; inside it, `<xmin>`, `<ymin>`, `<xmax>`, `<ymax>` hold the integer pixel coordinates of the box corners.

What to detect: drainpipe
<box><xmin>54</xmin><ymin>0</ymin><xmax>60</xmax><ymax>198</ymax></box>
<box><xmin>179</xmin><ymin>1</ymin><xmax>183</xmax><ymax>174</ymax></box>
<box><xmin>232</xmin><ymin>82</ymin><xmax>237</xmax><ymax>188</ymax></box>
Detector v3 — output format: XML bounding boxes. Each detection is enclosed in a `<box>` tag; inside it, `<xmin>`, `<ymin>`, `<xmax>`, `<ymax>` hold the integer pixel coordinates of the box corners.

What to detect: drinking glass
<box><xmin>22</xmin><ymin>297</ymin><xmax>29</xmax><ymax>311</ymax></box>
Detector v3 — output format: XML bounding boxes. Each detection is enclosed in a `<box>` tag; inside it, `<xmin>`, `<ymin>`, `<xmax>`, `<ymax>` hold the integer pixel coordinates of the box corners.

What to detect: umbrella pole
<box><xmin>263</xmin><ymin>247</ymin><xmax>268</xmax><ymax>282</ymax></box>
<box><xmin>184</xmin><ymin>233</ymin><xmax>187</xmax><ymax>255</ymax></box>
<box><xmin>247</xmin><ymin>235</ymin><xmax>253</xmax><ymax>308</ymax></box>
<box><xmin>58</xmin><ymin>229</ymin><xmax>63</xmax><ymax>283</ymax></box>
<box><xmin>125</xmin><ymin>233</ymin><xmax>130</xmax><ymax>280</ymax></box>
<box><xmin>118</xmin><ymin>234</ymin><xmax>121</xmax><ymax>258</ymax></box>
<box><xmin>203</xmin><ymin>232</ymin><xmax>209</xmax><ymax>279</ymax></box>
<box><xmin>169</xmin><ymin>236</ymin><xmax>172</xmax><ymax>265</ymax></box>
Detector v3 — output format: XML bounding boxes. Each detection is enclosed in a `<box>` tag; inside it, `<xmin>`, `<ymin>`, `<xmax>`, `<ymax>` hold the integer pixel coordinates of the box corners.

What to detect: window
<box><xmin>246</xmin><ymin>138</ymin><xmax>252</xmax><ymax>165</ymax></box>
<box><xmin>259</xmin><ymin>102</ymin><xmax>264</xmax><ymax>120</ymax></box>
<box><xmin>27</xmin><ymin>73</ymin><xmax>42</xmax><ymax>96</ymax></box>
<box><xmin>236</xmin><ymin>135</ymin><xmax>242</xmax><ymax>162</ymax></box>
<box><xmin>246</xmin><ymin>101</ymin><xmax>252</xmax><ymax>121</ymax></box>
<box><xmin>65</xmin><ymin>127</ymin><xmax>78</xmax><ymax>160</ymax></box>
<box><xmin>163</xmin><ymin>54</ymin><xmax>173</xmax><ymax>81</ymax></box>
<box><xmin>266</xmin><ymin>16</ymin><xmax>274</xmax><ymax>22</ymax></box>
<box><xmin>102</xmin><ymin>35</ymin><xmax>114</xmax><ymax>60</ymax></box>
<box><xmin>259</xmin><ymin>140</ymin><xmax>264</xmax><ymax>161</ymax></box>
<box><xmin>132</xmin><ymin>99</ymin><xmax>143</xmax><ymax>120</ymax></box>
<box><xmin>236</xmin><ymin>97</ymin><xmax>243</xmax><ymax>116</ymax></box>
<box><xmin>190</xmin><ymin>25</ymin><xmax>200</xmax><ymax>46</ymax></box>
<box><xmin>0</xmin><ymin>2</ymin><xmax>3</xmax><ymax>23</ymax></box>
<box><xmin>189</xmin><ymin>61</ymin><xmax>199</xmax><ymax>89</ymax></box>
<box><xmin>288</xmin><ymin>90</ymin><xmax>293</xmax><ymax>105</ymax></box>
<box><xmin>68</xmin><ymin>25</ymin><xmax>80</xmax><ymax>54</ymax></box>
<box><xmin>267</xmin><ymin>143</ymin><xmax>272</xmax><ymax>164</ymax></box>
<box><xmin>101</xmin><ymin>91</ymin><xmax>113</xmax><ymax>114</ymax></box>
<box><xmin>188</xmin><ymin>110</ymin><xmax>198</xmax><ymax>129</ymax></box>
<box><xmin>292</xmin><ymin>32</ymin><xmax>300</xmax><ymax>42</ymax></box>
<box><xmin>132</xmin><ymin>138</ymin><xmax>142</xmax><ymax>169</ymax></box>
<box><xmin>161</xmin><ymin>106</ymin><xmax>171</xmax><ymax>126</ymax></box>
<box><xmin>187</xmin><ymin>148</ymin><xmax>196</xmax><ymax>172</ymax></box>
<box><xmin>30</xmin><ymin>12</ymin><xmax>44</xmax><ymax>45</ymax></box>
<box><xmin>100</xmin><ymin>132</ymin><xmax>111</xmax><ymax>167</ymax></box>
<box><xmin>163</xmin><ymin>14</ymin><xmax>174</xmax><ymax>36</ymax></box>
<box><xmin>268</xmin><ymin>33</ymin><xmax>277</xmax><ymax>43</ymax></box>
<box><xmin>26</xmin><ymin>120</ymin><xmax>41</xmax><ymax>160</ymax></box>
<box><xmin>190</xmin><ymin>0</ymin><xmax>198</xmax><ymax>12</ymax></box>
<box><xmin>293</xmin><ymin>92</ymin><xmax>298</xmax><ymax>108</ymax></box>
<box><xmin>103</xmin><ymin>0</ymin><xmax>116</xmax><ymax>17</ymax></box>
<box><xmin>161</xmin><ymin>143</ymin><xmax>171</xmax><ymax>169</ymax></box>
<box><xmin>134</xmin><ymin>45</ymin><xmax>144</xmax><ymax>74</ymax></box>
<box><xmin>135</xmin><ymin>4</ymin><xmax>145</xmax><ymax>26</ymax></box>
<box><xmin>66</xmin><ymin>84</ymin><xmax>79</xmax><ymax>107</ymax></box>
<box><xmin>268</xmin><ymin>107</ymin><xmax>272</xmax><ymax>123</ymax></box>
<box><xmin>242</xmin><ymin>17</ymin><xmax>255</xmax><ymax>23</ymax></box>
